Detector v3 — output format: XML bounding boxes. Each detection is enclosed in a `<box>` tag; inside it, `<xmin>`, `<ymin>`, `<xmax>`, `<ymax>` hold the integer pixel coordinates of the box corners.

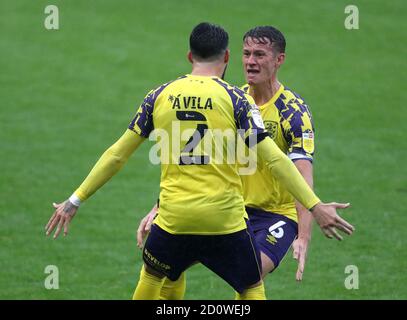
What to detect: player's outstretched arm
<box><xmin>292</xmin><ymin>159</ymin><xmax>314</xmax><ymax>281</ymax></box>
<box><xmin>137</xmin><ymin>203</ymin><xmax>158</xmax><ymax>248</ymax></box>
<box><xmin>45</xmin><ymin>129</ymin><xmax>145</xmax><ymax>239</ymax></box>
<box><xmin>256</xmin><ymin>137</ymin><xmax>354</xmax><ymax>239</ymax></box>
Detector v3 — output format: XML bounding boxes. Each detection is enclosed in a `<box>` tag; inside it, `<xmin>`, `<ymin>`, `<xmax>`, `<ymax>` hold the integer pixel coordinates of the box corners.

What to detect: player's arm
<box><xmin>292</xmin><ymin>159</ymin><xmax>313</xmax><ymax>281</ymax></box>
<box><xmin>239</xmin><ymin>94</ymin><xmax>353</xmax><ymax>238</ymax></box>
<box><xmin>46</xmin><ymin>88</ymin><xmax>157</xmax><ymax>239</ymax></box>
<box><xmin>237</xmin><ymin>93</ymin><xmax>354</xmax><ymax>239</ymax></box>
<box><xmin>73</xmin><ymin>129</ymin><xmax>144</xmax><ymax>202</ymax></box>
<box><xmin>256</xmin><ymin>137</ymin><xmax>354</xmax><ymax>239</ymax></box>
<box><xmin>281</xmin><ymin>102</ymin><xmax>315</xmax><ymax>280</ymax></box>
<box><xmin>45</xmin><ymin>129</ymin><xmax>145</xmax><ymax>239</ymax></box>
<box><xmin>256</xmin><ymin>137</ymin><xmax>317</xmax><ymax>208</ymax></box>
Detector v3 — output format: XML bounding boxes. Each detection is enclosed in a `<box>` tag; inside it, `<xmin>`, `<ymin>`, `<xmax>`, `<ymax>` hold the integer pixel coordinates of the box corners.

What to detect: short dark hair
<box><xmin>190</xmin><ymin>22</ymin><xmax>229</xmax><ymax>60</ymax></box>
<box><xmin>243</xmin><ymin>26</ymin><xmax>286</xmax><ymax>53</ymax></box>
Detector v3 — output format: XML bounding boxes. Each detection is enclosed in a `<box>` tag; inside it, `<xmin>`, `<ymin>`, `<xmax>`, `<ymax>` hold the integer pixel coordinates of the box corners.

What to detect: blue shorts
<box><xmin>143</xmin><ymin>221</ymin><xmax>262</xmax><ymax>293</ymax></box>
<box><xmin>246</xmin><ymin>207</ymin><xmax>298</xmax><ymax>271</ymax></box>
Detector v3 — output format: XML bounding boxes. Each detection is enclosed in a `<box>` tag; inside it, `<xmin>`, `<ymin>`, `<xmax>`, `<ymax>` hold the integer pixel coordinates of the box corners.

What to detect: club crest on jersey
<box><xmin>302</xmin><ymin>130</ymin><xmax>314</xmax><ymax>154</ymax></box>
<box><xmin>264</xmin><ymin>121</ymin><xmax>278</xmax><ymax>139</ymax></box>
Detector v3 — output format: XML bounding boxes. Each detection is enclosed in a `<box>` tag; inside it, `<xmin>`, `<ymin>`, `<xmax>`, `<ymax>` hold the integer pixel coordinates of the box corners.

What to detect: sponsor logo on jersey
<box><xmin>250</xmin><ymin>106</ymin><xmax>265</xmax><ymax>129</ymax></box>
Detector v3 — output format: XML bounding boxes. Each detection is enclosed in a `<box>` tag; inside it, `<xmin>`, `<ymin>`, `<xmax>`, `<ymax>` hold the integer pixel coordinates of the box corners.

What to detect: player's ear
<box><xmin>187</xmin><ymin>51</ymin><xmax>193</xmax><ymax>64</ymax></box>
<box><xmin>276</xmin><ymin>52</ymin><xmax>285</xmax><ymax>68</ymax></box>
<box><xmin>224</xmin><ymin>49</ymin><xmax>230</xmax><ymax>63</ymax></box>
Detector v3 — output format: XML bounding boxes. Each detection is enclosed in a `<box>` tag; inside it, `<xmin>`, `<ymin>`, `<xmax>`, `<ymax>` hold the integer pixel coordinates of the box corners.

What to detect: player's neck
<box><xmin>190</xmin><ymin>62</ymin><xmax>225</xmax><ymax>78</ymax></box>
<box><xmin>249</xmin><ymin>78</ymin><xmax>281</xmax><ymax>106</ymax></box>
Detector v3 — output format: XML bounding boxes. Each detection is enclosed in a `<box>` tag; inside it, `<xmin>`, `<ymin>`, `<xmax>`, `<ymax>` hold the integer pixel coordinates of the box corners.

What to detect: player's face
<box><xmin>242</xmin><ymin>37</ymin><xmax>279</xmax><ymax>85</ymax></box>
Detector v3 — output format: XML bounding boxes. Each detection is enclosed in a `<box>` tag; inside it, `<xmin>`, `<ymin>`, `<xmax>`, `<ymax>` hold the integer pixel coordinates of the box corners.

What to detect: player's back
<box><xmin>130</xmin><ymin>74</ymin><xmax>261</xmax><ymax>235</ymax></box>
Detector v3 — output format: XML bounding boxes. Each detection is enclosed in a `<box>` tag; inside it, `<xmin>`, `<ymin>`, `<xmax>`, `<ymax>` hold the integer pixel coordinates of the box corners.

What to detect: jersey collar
<box><xmin>252</xmin><ymin>83</ymin><xmax>285</xmax><ymax>110</ymax></box>
<box><xmin>247</xmin><ymin>83</ymin><xmax>285</xmax><ymax>109</ymax></box>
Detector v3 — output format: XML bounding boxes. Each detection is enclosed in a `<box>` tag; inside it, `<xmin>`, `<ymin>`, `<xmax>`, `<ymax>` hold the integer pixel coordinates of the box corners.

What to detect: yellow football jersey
<box><xmin>129</xmin><ymin>75</ymin><xmax>266</xmax><ymax>235</ymax></box>
<box><xmin>241</xmin><ymin>84</ymin><xmax>315</xmax><ymax>222</ymax></box>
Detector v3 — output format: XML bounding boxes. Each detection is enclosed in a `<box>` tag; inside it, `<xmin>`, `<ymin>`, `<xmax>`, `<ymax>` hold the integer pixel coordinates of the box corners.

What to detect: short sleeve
<box><xmin>281</xmin><ymin>100</ymin><xmax>315</xmax><ymax>161</ymax></box>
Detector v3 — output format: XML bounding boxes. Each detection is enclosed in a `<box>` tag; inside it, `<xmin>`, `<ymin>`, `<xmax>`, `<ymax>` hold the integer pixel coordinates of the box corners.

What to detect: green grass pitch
<box><xmin>0</xmin><ymin>0</ymin><xmax>406</xmax><ymax>299</ymax></box>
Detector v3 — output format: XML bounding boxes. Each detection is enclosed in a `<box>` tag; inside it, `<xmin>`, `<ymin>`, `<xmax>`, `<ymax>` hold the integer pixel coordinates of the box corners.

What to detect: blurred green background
<box><xmin>1</xmin><ymin>0</ymin><xmax>406</xmax><ymax>299</ymax></box>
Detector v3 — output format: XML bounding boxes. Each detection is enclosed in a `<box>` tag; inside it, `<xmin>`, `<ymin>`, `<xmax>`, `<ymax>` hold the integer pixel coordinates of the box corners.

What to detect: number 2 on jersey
<box><xmin>177</xmin><ymin>111</ymin><xmax>210</xmax><ymax>165</ymax></box>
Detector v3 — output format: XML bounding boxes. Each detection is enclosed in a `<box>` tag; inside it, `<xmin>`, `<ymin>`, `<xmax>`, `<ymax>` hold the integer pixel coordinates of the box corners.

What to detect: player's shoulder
<box><xmin>239</xmin><ymin>84</ymin><xmax>256</xmax><ymax>104</ymax></box>
<box><xmin>145</xmin><ymin>75</ymin><xmax>187</xmax><ymax>99</ymax></box>
<box><xmin>281</xmin><ymin>86</ymin><xmax>307</xmax><ymax>104</ymax></box>
<box><xmin>211</xmin><ymin>78</ymin><xmax>254</xmax><ymax>104</ymax></box>
<box><xmin>212</xmin><ymin>78</ymin><xmax>246</xmax><ymax>95</ymax></box>
<box><xmin>276</xmin><ymin>85</ymin><xmax>312</xmax><ymax>117</ymax></box>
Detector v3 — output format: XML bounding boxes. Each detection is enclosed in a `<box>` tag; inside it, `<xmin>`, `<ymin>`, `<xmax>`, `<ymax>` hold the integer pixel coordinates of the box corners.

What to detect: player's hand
<box><xmin>311</xmin><ymin>202</ymin><xmax>354</xmax><ymax>240</ymax></box>
<box><xmin>136</xmin><ymin>205</ymin><xmax>157</xmax><ymax>249</ymax></box>
<box><xmin>292</xmin><ymin>237</ymin><xmax>309</xmax><ymax>281</ymax></box>
<box><xmin>45</xmin><ymin>200</ymin><xmax>78</xmax><ymax>239</ymax></box>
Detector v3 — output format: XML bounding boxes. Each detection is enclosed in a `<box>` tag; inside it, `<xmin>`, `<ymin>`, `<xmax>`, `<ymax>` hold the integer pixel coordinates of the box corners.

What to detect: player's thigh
<box><xmin>199</xmin><ymin>226</ymin><xmax>262</xmax><ymax>293</ymax></box>
<box><xmin>143</xmin><ymin>224</ymin><xmax>195</xmax><ymax>281</ymax></box>
<box><xmin>260</xmin><ymin>251</ymin><xmax>275</xmax><ymax>278</ymax></box>
<box><xmin>252</xmin><ymin>214</ymin><xmax>298</xmax><ymax>274</ymax></box>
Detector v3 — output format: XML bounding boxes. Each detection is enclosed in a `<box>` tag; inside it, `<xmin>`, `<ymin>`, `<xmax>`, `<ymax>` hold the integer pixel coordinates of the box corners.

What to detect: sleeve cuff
<box><xmin>308</xmin><ymin>198</ymin><xmax>321</xmax><ymax>212</ymax></box>
<box><xmin>288</xmin><ymin>152</ymin><xmax>313</xmax><ymax>162</ymax></box>
<box><xmin>69</xmin><ymin>193</ymin><xmax>82</xmax><ymax>207</ymax></box>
